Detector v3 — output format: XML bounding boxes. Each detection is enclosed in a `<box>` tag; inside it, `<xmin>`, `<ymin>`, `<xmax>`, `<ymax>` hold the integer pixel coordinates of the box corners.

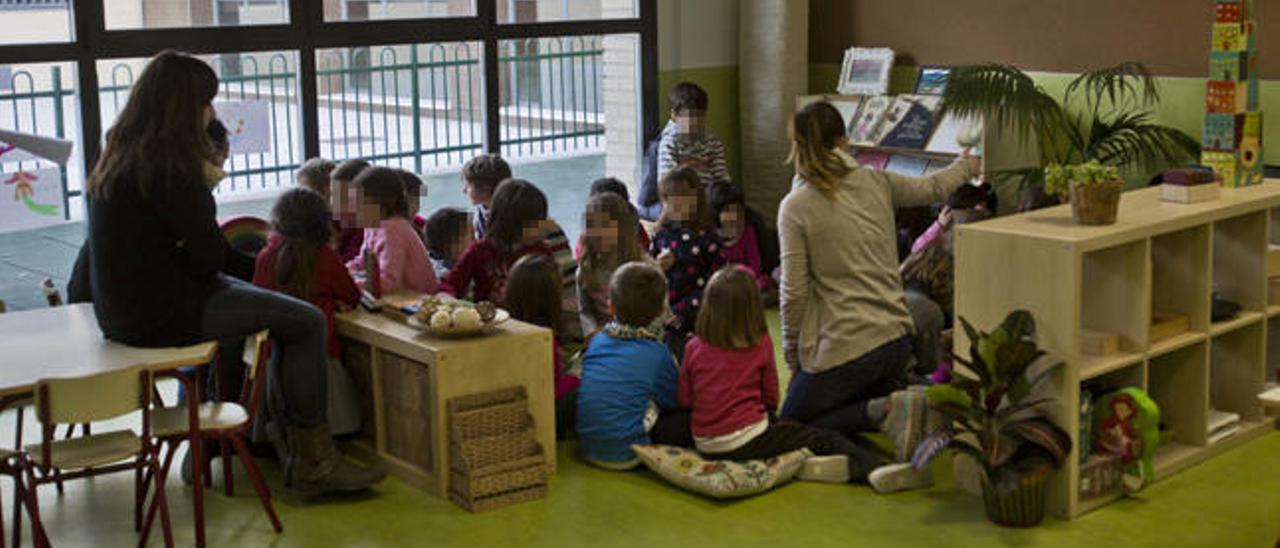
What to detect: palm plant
<box><xmin>938</xmin><ymin>62</ymin><xmax>1200</xmax><ymax>190</ymax></box>
<box><xmin>913</xmin><ymin>310</ymin><xmax>1072</xmax><ymax>493</ymax></box>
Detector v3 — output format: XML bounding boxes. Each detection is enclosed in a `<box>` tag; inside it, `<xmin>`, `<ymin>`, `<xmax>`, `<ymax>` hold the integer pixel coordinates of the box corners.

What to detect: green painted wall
<box><xmin>811</xmin><ymin>62</ymin><xmax>1280</xmax><ymax>166</ymax></box>
<box><xmin>657</xmin><ymin>65</ymin><xmax>742</xmax><ymax>182</ymax></box>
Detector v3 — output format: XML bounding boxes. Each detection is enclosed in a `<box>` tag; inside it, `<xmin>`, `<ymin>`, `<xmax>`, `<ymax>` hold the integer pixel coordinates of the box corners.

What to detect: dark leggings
<box><xmin>704</xmin><ymin>422</ymin><xmax>885</xmax><ymax>482</ymax></box>
<box><xmin>780</xmin><ymin>336</ymin><xmax>912</xmax><ymax>435</ymax></box>
<box><xmin>200</xmin><ymin>276</ymin><xmax>328</xmax><ymax>428</ymax></box>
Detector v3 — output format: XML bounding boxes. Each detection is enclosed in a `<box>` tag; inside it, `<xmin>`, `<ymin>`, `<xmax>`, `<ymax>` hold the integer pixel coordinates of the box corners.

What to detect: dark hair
<box><xmin>706</xmin><ymin>181</ymin><xmax>745</xmax><ymax>227</ymax></box>
<box><xmin>425</xmin><ymin>207</ymin><xmax>470</xmax><ymax>255</ymax></box>
<box><xmin>505</xmin><ymin>254</ymin><xmax>563</xmax><ymax>334</ymax></box>
<box><xmin>1019</xmin><ymin>185</ymin><xmax>1059</xmax><ymax>213</ymax></box>
<box><xmin>590</xmin><ymin>177</ymin><xmax>631</xmax><ymax>202</ymax></box>
<box><xmin>462</xmin><ymin>154</ymin><xmax>513</xmax><ymax>197</ymax></box>
<box><xmin>297</xmin><ymin>157</ymin><xmax>337</xmax><ymax>195</ymax></box>
<box><xmin>657</xmin><ymin>166</ymin><xmax>710</xmax><ymax>231</ymax></box>
<box><xmin>695</xmin><ymin>267</ymin><xmax>767</xmax><ymax>349</ymax></box>
<box><xmin>609</xmin><ymin>261</ymin><xmax>667</xmax><ymax>327</ymax></box>
<box><xmin>87</xmin><ymin>50</ymin><xmax>219</xmax><ymax>200</ymax></box>
<box><xmin>946</xmin><ymin>184</ymin><xmax>989</xmax><ymax>210</ymax></box>
<box><xmin>395</xmin><ymin>168</ymin><xmax>424</xmax><ymax>196</ymax></box>
<box><xmin>270</xmin><ymin>188</ymin><xmax>333</xmax><ymax>300</ymax></box>
<box><xmin>331</xmin><ymin>159</ymin><xmax>371</xmax><ymax>183</ymax></box>
<box><xmin>353</xmin><ymin>166</ymin><xmax>409</xmax><ymax>219</ymax></box>
<box><xmin>787</xmin><ymin>101</ymin><xmax>851</xmax><ymax>196</ymax></box>
<box><xmin>486</xmin><ymin>178</ymin><xmax>547</xmax><ymax>255</ymax></box>
<box><xmin>669</xmin><ymin>81</ymin><xmax>709</xmax><ymax>114</ymax></box>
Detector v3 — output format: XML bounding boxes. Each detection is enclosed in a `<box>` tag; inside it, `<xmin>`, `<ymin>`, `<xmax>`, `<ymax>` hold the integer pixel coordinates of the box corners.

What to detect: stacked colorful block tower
<box><xmin>1202</xmin><ymin>0</ymin><xmax>1263</xmax><ymax>188</ymax></box>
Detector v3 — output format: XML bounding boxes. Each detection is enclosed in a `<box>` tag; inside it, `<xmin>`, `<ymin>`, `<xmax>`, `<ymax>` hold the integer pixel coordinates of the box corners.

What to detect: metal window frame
<box><xmin>0</xmin><ymin>0</ymin><xmax>658</xmax><ymax>184</ymax></box>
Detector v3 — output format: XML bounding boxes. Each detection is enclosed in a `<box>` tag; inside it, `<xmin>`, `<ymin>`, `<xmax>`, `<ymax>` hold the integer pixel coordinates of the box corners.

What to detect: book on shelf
<box><xmin>832</xmin><ymin>96</ymin><xmax>867</xmax><ymax>135</ymax></box>
<box><xmin>885</xmin><ymin>154</ymin><xmax>929</xmax><ymax>177</ymax></box>
<box><xmin>1207</xmin><ymin>408</ymin><xmax>1240</xmax><ymax>431</ymax></box>
<box><xmin>849</xmin><ymin>95</ymin><xmax>893</xmax><ymax>146</ymax></box>
<box><xmin>853</xmin><ymin>150</ymin><xmax>892</xmax><ymax>171</ymax></box>
<box><xmin>1161</xmin><ymin>182</ymin><xmax>1220</xmax><ymax>203</ymax></box>
<box><xmin>879</xmin><ymin>100</ymin><xmax>937</xmax><ymax>150</ymax></box>
<box><xmin>1207</xmin><ymin>424</ymin><xmax>1240</xmax><ymax>445</ymax></box>
<box><xmin>867</xmin><ymin>97</ymin><xmax>916</xmax><ymax>145</ymax></box>
<box><xmin>927</xmin><ymin>112</ymin><xmax>984</xmax><ymax>155</ymax></box>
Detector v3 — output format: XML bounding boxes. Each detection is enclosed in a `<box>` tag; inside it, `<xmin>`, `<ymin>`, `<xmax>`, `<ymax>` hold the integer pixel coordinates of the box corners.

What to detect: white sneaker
<box><xmin>797</xmin><ymin>455</ymin><xmax>851</xmax><ymax>483</ymax></box>
<box><xmin>869</xmin><ymin>462</ymin><xmax>934</xmax><ymax>493</ymax></box>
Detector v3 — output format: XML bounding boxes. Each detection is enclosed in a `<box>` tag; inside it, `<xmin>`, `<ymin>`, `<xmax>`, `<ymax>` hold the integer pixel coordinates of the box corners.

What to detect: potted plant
<box><xmin>938</xmin><ymin>62</ymin><xmax>1199</xmax><ymax>197</ymax></box>
<box><xmin>1045</xmin><ymin>161</ymin><xmax>1124</xmax><ymax>225</ymax></box>
<box><xmin>912</xmin><ymin>310</ymin><xmax>1072</xmax><ymax>527</ymax></box>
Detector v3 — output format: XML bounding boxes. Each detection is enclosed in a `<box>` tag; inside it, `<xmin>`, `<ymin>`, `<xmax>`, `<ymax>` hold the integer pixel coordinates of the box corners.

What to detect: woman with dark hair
<box><xmin>777</xmin><ymin>101</ymin><xmax>979</xmax><ymax>481</ymax></box>
<box><xmin>84</xmin><ymin>50</ymin><xmax>383</xmax><ymax>498</ymax></box>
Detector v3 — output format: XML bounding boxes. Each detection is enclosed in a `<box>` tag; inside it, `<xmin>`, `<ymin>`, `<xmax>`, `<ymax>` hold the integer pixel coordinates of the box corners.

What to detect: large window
<box><xmin>0</xmin><ymin>0</ymin><xmax>657</xmax><ymax>237</ymax></box>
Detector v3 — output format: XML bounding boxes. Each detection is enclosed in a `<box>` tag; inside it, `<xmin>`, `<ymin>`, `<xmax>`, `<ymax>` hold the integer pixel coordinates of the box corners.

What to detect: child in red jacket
<box><xmin>678</xmin><ymin>267</ymin><xmax>933</xmax><ymax>492</ymax></box>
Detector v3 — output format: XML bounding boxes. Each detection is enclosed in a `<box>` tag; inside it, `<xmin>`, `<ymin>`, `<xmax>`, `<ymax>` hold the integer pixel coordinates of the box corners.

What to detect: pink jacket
<box><xmin>347</xmin><ymin>217</ymin><xmax>440</xmax><ymax>294</ymax></box>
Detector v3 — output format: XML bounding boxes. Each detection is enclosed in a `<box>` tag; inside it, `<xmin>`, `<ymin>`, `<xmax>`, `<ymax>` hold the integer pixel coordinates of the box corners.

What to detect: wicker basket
<box><xmin>447</xmin><ymin>387</ymin><xmax>547</xmax><ymax>513</ymax></box>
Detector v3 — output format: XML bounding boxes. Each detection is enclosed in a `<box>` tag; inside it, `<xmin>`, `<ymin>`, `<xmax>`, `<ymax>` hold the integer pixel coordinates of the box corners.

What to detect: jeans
<box><xmin>780</xmin><ymin>336</ymin><xmax>912</xmax><ymax>435</ymax></box>
<box><xmin>704</xmin><ymin>421</ymin><xmax>885</xmax><ymax>482</ymax></box>
<box><xmin>903</xmin><ymin>289</ymin><xmax>944</xmax><ymax>376</ymax></box>
<box><xmin>200</xmin><ymin>276</ymin><xmax>328</xmax><ymax>428</ymax></box>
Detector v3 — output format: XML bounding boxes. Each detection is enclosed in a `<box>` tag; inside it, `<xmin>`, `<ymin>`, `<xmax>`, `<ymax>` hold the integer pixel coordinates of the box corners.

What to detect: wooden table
<box><xmin>335</xmin><ymin>306</ymin><xmax>556</xmax><ymax>497</ymax></box>
<box><xmin>0</xmin><ymin>304</ymin><xmax>216</xmax><ymax>546</ymax></box>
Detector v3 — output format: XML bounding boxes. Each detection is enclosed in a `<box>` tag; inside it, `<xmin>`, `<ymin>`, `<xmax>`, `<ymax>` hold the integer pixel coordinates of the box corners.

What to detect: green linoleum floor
<box><xmin>13</xmin><ymin>430</ymin><xmax>1280</xmax><ymax>547</ymax></box>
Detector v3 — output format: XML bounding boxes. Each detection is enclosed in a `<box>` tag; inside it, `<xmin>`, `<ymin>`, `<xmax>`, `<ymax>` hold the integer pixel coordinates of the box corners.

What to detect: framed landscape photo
<box><xmin>915</xmin><ymin>66</ymin><xmax>951</xmax><ymax>96</ymax></box>
<box><xmin>837</xmin><ymin>47</ymin><xmax>895</xmax><ymax>96</ymax></box>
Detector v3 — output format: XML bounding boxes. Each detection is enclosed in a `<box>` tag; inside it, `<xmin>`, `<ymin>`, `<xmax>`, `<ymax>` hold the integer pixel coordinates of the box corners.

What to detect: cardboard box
<box><xmin>1267</xmin><ymin>246</ymin><xmax>1280</xmax><ymax>278</ymax></box>
<box><xmin>1161</xmin><ymin>183</ymin><xmax>1220</xmax><ymax>204</ymax></box>
<box><xmin>1080</xmin><ymin>329</ymin><xmax>1121</xmax><ymax>356</ymax></box>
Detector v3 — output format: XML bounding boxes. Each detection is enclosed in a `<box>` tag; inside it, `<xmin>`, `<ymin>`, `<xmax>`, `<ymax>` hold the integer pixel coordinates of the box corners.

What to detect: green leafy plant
<box><xmin>1043</xmin><ymin>161</ymin><xmax>1122</xmax><ymax>197</ymax></box>
<box><xmin>939</xmin><ymin>62</ymin><xmax>1199</xmax><ymax>191</ymax></box>
<box><xmin>913</xmin><ymin>310</ymin><xmax>1072</xmax><ymax>487</ymax></box>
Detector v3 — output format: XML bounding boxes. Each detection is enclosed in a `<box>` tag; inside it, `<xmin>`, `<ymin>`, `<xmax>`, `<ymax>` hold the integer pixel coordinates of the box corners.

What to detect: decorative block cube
<box><xmin>1213</xmin><ymin>23</ymin><xmax>1244</xmax><ymax>51</ymax></box>
<box><xmin>1243</xmin><ymin>111</ymin><xmax>1263</xmax><ymax>139</ymax></box>
<box><xmin>1216</xmin><ymin>1</ymin><xmax>1242</xmax><ymax>24</ymax></box>
<box><xmin>1209</xmin><ymin>51</ymin><xmax>1255</xmax><ymax>81</ymax></box>
<box><xmin>1202</xmin><ymin>150</ymin><xmax>1237</xmax><ymax>187</ymax></box>
<box><xmin>1203</xmin><ymin>113</ymin><xmax>1244</xmax><ymax>150</ymax></box>
<box><xmin>1206</xmin><ymin>80</ymin><xmax>1249</xmax><ymax>113</ymax></box>
<box><xmin>1203</xmin><ymin>143</ymin><xmax>1264</xmax><ymax>188</ymax></box>
<box><xmin>1247</xmin><ymin>76</ymin><xmax>1260</xmax><ymax>110</ymax></box>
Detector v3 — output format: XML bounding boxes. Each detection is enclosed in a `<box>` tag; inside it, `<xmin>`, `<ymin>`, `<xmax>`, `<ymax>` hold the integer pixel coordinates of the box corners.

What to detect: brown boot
<box><xmin>286</xmin><ymin>424</ymin><xmax>386</xmax><ymax>498</ymax></box>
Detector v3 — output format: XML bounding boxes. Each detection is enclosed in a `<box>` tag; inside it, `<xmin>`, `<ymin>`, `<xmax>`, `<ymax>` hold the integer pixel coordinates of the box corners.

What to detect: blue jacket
<box><xmin>576</xmin><ymin>329</ymin><xmax>679</xmax><ymax>464</ymax></box>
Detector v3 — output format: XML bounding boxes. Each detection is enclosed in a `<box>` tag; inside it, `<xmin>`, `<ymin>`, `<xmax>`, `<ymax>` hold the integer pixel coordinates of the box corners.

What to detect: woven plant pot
<box><xmin>1069</xmin><ymin>180</ymin><xmax>1124</xmax><ymax>226</ymax></box>
<box><xmin>981</xmin><ymin>468</ymin><xmax>1050</xmax><ymax>527</ymax></box>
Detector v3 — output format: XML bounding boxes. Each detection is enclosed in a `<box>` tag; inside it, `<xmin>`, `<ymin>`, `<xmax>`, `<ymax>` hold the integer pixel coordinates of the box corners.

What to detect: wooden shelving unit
<box><xmin>956</xmin><ymin>182</ymin><xmax>1280</xmax><ymax>519</ymax></box>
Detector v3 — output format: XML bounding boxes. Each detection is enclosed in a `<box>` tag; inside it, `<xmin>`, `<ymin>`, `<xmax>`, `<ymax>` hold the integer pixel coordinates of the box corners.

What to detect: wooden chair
<box><xmin>142</xmin><ymin>330</ymin><xmax>282</xmax><ymax>535</ymax></box>
<box><xmin>25</xmin><ymin>366</ymin><xmax>173</xmax><ymax>548</ymax></box>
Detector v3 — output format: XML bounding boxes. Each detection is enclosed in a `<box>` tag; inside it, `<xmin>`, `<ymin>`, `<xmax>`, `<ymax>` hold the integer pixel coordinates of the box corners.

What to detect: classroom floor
<box><xmin>3</xmin><ymin>311</ymin><xmax>1277</xmax><ymax>547</ymax></box>
<box><xmin>0</xmin><ymin>154</ymin><xmax>602</xmax><ymax>312</ymax></box>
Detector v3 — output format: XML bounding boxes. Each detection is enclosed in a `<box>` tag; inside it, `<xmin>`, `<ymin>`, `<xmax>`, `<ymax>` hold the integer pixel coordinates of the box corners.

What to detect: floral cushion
<box><xmin>632</xmin><ymin>444</ymin><xmax>810</xmax><ymax>499</ymax></box>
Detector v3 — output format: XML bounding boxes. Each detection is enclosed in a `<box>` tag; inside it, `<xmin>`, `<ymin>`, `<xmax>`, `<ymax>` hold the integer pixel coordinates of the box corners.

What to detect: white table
<box><xmin>0</xmin><ymin>304</ymin><xmax>216</xmax><ymax>546</ymax></box>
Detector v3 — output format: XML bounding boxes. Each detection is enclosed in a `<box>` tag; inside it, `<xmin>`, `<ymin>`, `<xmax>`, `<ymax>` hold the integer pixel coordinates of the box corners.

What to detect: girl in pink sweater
<box><xmin>345</xmin><ymin>166</ymin><xmax>439</xmax><ymax>294</ymax></box>
<box><xmin>678</xmin><ymin>266</ymin><xmax>929</xmax><ymax>492</ymax></box>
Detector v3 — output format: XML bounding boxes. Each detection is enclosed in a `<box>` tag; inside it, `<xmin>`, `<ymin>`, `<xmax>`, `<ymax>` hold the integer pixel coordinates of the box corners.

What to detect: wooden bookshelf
<box><xmin>955</xmin><ymin>182</ymin><xmax>1280</xmax><ymax>519</ymax></box>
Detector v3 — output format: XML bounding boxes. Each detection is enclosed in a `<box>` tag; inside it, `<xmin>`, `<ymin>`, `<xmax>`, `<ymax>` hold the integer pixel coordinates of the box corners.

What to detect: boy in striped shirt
<box><xmin>658</xmin><ymin>82</ymin><xmax>730</xmax><ymax>185</ymax></box>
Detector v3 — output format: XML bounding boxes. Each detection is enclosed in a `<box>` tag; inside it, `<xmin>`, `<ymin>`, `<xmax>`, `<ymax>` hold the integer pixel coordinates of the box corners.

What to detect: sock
<box><xmin>867</xmin><ymin>397</ymin><xmax>889</xmax><ymax>425</ymax></box>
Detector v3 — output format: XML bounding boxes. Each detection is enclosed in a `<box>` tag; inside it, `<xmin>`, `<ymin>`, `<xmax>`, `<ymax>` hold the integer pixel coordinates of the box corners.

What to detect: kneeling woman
<box><xmin>84</xmin><ymin>50</ymin><xmax>383</xmax><ymax>497</ymax></box>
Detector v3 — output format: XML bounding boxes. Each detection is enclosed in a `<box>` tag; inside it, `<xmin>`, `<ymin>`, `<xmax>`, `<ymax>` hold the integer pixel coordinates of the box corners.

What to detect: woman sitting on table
<box><xmin>83</xmin><ymin>50</ymin><xmax>383</xmax><ymax>499</ymax></box>
<box><xmin>776</xmin><ymin>101</ymin><xmax>980</xmax><ymax>467</ymax></box>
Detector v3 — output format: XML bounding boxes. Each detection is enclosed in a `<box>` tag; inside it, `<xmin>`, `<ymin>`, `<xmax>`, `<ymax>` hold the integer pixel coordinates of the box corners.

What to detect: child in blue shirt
<box><xmin>576</xmin><ymin>261</ymin><xmax>689</xmax><ymax>469</ymax></box>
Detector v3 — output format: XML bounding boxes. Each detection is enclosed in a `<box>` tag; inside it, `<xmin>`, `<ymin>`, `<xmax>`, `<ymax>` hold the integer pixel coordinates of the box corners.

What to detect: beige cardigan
<box><xmin>778</xmin><ymin>152</ymin><xmax>976</xmax><ymax>373</ymax></box>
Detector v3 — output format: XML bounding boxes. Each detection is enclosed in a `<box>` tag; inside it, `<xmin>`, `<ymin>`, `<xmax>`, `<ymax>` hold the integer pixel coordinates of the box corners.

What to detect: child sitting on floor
<box><xmin>679</xmin><ymin>266</ymin><xmax>933</xmax><ymax>492</ymax></box>
<box><xmin>345</xmin><ymin>166</ymin><xmax>440</xmax><ymax>294</ymax></box>
<box><xmin>330</xmin><ymin>159</ymin><xmax>371</xmax><ymax>263</ymax></box>
<box><xmin>576</xmin><ymin>261</ymin><xmax>689</xmax><ymax>469</ymax></box>
<box><xmin>394</xmin><ymin>168</ymin><xmax>428</xmax><ymax>243</ymax></box>
<box><xmin>253</xmin><ymin>188</ymin><xmax>362</xmax><ymax>434</ymax></box>
<box><xmin>657</xmin><ymin>82</ymin><xmax>730</xmax><ymax>186</ymax></box>
<box><xmin>297</xmin><ymin>157</ymin><xmax>337</xmax><ymax>200</ymax></box>
<box><xmin>506</xmin><ymin>254</ymin><xmax>580</xmax><ymax>439</ymax></box>
<box><xmin>651</xmin><ymin>167</ymin><xmax>724</xmax><ymax>357</ymax></box>
<box><xmin>910</xmin><ymin>183</ymin><xmax>990</xmax><ymax>254</ymax></box>
<box><xmin>424</xmin><ymin>207</ymin><xmax>472</xmax><ymax>280</ymax></box>
<box><xmin>578</xmin><ymin>192</ymin><xmax>652</xmax><ymax>337</ymax></box>
<box><xmin>461</xmin><ymin>154</ymin><xmax>512</xmax><ymax>239</ymax></box>
<box><xmin>575</xmin><ymin>177</ymin><xmax>651</xmax><ymax>258</ymax></box>
<box><xmin>706</xmin><ymin>181</ymin><xmax>771</xmax><ymax>293</ymax></box>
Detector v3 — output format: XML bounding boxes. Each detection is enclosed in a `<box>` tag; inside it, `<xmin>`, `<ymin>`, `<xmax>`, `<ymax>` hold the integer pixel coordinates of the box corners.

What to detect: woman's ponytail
<box><xmin>787</xmin><ymin>101</ymin><xmax>852</xmax><ymax>196</ymax></box>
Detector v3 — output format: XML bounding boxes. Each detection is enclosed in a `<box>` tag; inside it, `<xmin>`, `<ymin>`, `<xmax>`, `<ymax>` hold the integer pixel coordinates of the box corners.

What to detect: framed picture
<box><xmin>915</xmin><ymin>66</ymin><xmax>951</xmax><ymax>96</ymax></box>
<box><xmin>837</xmin><ymin>47</ymin><xmax>895</xmax><ymax>96</ymax></box>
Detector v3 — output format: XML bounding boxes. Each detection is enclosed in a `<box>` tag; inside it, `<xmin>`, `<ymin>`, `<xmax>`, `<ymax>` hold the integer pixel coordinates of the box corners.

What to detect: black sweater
<box><xmin>86</xmin><ymin>177</ymin><xmax>227</xmax><ymax>347</ymax></box>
